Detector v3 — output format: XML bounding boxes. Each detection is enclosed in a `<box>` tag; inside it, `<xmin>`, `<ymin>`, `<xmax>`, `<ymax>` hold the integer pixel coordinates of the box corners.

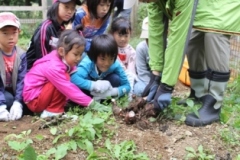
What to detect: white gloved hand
<box><xmin>90</xmin><ymin>80</ymin><xmax>113</xmax><ymax>93</ymax></box>
<box><xmin>91</xmin><ymin>88</ymin><xmax>118</xmax><ymax>100</ymax></box>
<box><xmin>9</xmin><ymin>101</ymin><xmax>23</xmax><ymax>121</ymax></box>
<box><xmin>0</xmin><ymin>104</ymin><xmax>10</xmax><ymax>121</ymax></box>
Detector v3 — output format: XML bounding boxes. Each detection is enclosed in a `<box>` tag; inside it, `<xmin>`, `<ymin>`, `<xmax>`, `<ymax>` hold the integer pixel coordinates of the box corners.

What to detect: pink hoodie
<box><xmin>23</xmin><ymin>50</ymin><xmax>92</xmax><ymax>107</ymax></box>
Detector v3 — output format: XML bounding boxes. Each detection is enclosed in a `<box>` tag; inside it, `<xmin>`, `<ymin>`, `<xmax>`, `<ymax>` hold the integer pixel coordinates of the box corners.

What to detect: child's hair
<box><xmin>57</xmin><ymin>25</ymin><xmax>86</xmax><ymax>53</ymax></box>
<box><xmin>86</xmin><ymin>0</ymin><xmax>114</xmax><ymax>20</ymax></box>
<box><xmin>47</xmin><ymin>0</ymin><xmax>79</xmax><ymax>25</ymax></box>
<box><xmin>109</xmin><ymin>16</ymin><xmax>132</xmax><ymax>35</ymax></box>
<box><xmin>88</xmin><ymin>34</ymin><xmax>118</xmax><ymax>62</ymax></box>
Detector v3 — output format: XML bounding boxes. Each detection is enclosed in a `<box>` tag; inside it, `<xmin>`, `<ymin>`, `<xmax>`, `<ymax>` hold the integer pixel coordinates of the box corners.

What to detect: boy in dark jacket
<box><xmin>0</xmin><ymin>12</ymin><xmax>27</xmax><ymax>121</ymax></box>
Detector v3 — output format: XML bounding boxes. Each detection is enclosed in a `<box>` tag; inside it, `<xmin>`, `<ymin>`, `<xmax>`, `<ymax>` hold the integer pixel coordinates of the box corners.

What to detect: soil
<box><xmin>0</xmin><ymin>81</ymin><xmax>239</xmax><ymax>160</ymax></box>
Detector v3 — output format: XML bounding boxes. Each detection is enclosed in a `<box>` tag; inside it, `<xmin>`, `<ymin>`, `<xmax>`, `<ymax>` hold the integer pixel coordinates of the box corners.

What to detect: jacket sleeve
<box><xmin>115</xmin><ymin>61</ymin><xmax>131</xmax><ymax>97</ymax></box>
<box><xmin>73</xmin><ymin>7</ymin><xmax>86</xmax><ymax>28</ymax></box>
<box><xmin>45</xmin><ymin>65</ymin><xmax>92</xmax><ymax>107</ymax></box>
<box><xmin>95</xmin><ymin>18</ymin><xmax>109</xmax><ymax>35</ymax></box>
<box><xmin>70</xmin><ymin>62</ymin><xmax>93</xmax><ymax>91</ymax></box>
<box><xmin>26</xmin><ymin>23</ymin><xmax>52</xmax><ymax>70</ymax></box>
<box><xmin>0</xmin><ymin>76</ymin><xmax>6</xmax><ymax>105</ymax></box>
<box><xmin>15</xmin><ymin>53</ymin><xmax>27</xmax><ymax>103</ymax></box>
<box><xmin>126</xmin><ymin>46</ymin><xmax>136</xmax><ymax>75</ymax></box>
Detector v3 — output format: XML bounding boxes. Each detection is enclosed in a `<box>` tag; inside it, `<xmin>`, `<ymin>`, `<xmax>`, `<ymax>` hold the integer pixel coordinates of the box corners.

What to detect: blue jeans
<box><xmin>133</xmin><ymin>80</ymin><xmax>147</xmax><ymax>97</ymax></box>
<box><xmin>113</xmin><ymin>0</ymin><xmax>132</xmax><ymax>19</ymax></box>
<box><xmin>4</xmin><ymin>91</ymin><xmax>14</xmax><ymax>110</ymax></box>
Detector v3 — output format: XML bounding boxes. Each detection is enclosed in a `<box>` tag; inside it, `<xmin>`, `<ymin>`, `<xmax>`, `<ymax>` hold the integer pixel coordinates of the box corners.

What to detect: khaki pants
<box><xmin>187</xmin><ymin>30</ymin><xmax>230</xmax><ymax>72</ymax></box>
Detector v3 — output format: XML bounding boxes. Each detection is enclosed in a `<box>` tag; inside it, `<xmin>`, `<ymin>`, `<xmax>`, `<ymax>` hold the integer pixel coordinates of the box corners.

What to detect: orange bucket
<box><xmin>179</xmin><ymin>57</ymin><xmax>190</xmax><ymax>86</ymax></box>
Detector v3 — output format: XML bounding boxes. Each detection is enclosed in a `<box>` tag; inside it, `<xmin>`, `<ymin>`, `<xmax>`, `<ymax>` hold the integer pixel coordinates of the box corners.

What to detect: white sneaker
<box><xmin>40</xmin><ymin>110</ymin><xmax>63</xmax><ymax>118</ymax></box>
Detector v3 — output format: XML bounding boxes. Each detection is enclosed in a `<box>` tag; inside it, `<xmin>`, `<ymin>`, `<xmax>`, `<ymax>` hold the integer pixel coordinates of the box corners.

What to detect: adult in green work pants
<box><xmin>125</xmin><ymin>0</ymin><xmax>240</xmax><ymax>126</ymax></box>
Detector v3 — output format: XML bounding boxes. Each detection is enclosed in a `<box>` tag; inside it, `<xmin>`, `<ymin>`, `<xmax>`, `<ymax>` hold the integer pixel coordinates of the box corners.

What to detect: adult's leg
<box><xmin>185</xmin><ymin>33</ymin><xmax>231</xmax><ymax>126</ymax></box>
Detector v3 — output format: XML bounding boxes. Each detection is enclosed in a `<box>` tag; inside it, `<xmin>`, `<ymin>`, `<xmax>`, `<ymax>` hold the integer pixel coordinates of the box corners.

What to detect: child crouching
<box><xmin>71</xmin><ymin>34</ymin><xmax>131</xmax><ymax>101</ymax></box>
<box><xmin>23</xmin><ymin>26</ymin><xmax>109</xmax><ymax>118</ymax></box>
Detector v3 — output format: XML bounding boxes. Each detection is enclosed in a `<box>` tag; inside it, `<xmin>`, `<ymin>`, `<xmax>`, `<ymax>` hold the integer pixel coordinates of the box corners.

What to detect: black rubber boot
<box><xmin>185</xmin><ymin>95</ymin><xmax>220</xmax><ymax>127</ymax></box>
<box><xmin>185</xmin><ymin>69</ymin><xmax>230</xmax><ymax>127</ymax></box>
<box><xmin>177</xmin><ymin>70</ymin><xmax>206</xmax><ymax>106</ymax></box>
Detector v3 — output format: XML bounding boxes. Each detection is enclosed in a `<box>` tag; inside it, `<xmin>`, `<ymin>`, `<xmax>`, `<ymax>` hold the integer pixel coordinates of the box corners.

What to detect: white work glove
<box><xmin>9</xmin><ymin>101</ymin><xmax>23</xmax><ymax>121</ymax></box>
<box><xmin>91</xmin><ymin>88</ymin><xmax>118</xmax><ymax>100</ymax></box>
<box><xmin>0</xmin><ymin>104</ymin><xmax>10</xmax><ymax>121</ymax></box>
<box><xmin>90</xmin><ymin>80</ymin><xmax>113</xmax><ymax>93</ymax></box>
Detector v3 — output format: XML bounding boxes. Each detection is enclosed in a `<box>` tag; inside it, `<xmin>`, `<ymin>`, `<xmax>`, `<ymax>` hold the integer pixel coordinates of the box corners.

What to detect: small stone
<box><xmin>185</xmin><ymin>130</ymin><xmax>192</xmax><ymax>136</ymax></box>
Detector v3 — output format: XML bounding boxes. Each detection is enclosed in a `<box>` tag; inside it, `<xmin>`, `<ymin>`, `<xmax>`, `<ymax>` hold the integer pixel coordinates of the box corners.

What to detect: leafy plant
<box><xmin>87</xmin><ymin>139</ymin><xmax>149</xmax><ymax>160</ymax></box>
<box><xmin>51</xmin><ymin>111</ymin><xmax>109</xmax><ymax>154</ymax></box>
<box><xmin>185</xmin><ymin>145</ymin><xmax>215</xmax><ymax>160</ymax></box>
<box><xmin>219</xmin><ymin>128</ymin><xmax>240</xmax><ymax>147</ymax></box>
<box><xmin>4</xmin><ymin>130</ymin><xmax>33</xmax><ymax>153</ymax></box>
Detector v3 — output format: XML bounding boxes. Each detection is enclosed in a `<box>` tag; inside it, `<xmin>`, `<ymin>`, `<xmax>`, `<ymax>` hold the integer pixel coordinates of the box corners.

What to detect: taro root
<box><xmin>125</xmin><ymin>95</ymin><xmax>146</xmax><ymax>112</ymax></box>
<box><xmin>144</xmin><ymin>103</ymin><xmax>158</xmax><ymax>118</ymax></box>
<box><xmin>124</xmin><ymin>111</ymin><xmax>136</xmax><ymax>124</ymax></box>
<box><xmin>135</xmin><ymin>97</ymin><xmax>146</xmax><ymax>110</ymax></box>
<box><xmin>111</xmin><ymin>99</ymin><xmax>122</xmax><ymax>116</ymax></box>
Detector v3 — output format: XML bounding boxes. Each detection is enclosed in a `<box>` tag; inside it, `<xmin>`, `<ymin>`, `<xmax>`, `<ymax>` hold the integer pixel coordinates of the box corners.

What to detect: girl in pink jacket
<box><xmin>23</xmin><ymin>27</ymin><xmax>109</xmax><ymax>118</ymax></box>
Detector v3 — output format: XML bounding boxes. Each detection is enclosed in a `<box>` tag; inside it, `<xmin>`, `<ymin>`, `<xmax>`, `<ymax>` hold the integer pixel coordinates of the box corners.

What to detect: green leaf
<box><xmin>91</xmin><ymin>117</ymin><xmax>105</xmax><ymax>124</ymax></box>
<box><xmin>186</xmin><ymin>153</ymin><xmax>195</xmax><ymax>158</ymax></box>
<box><xmin>68</xmin><ymin>140</ymin><xmax>77</xmax><ymax>151</ymax></box>
<box><xmin>8</xmin><ymin>141</ymin><xmax>25</xmax><ymax>152</ymax></box>
<box><xmin>55</xmin><ymin>144</ymin><xmax>68</xmax><ymax>160</ymax></box>
<box><xmin>26</xmin><ymin>139</ymin><xmax>33</xmax><ymax>145</ymax></box>
<box><xmin>84</xmin><ymin>139</ymin><xmax>94</xmax><ymax>154</ymax></box>
<box><xmin>113</xmin><ymin>145</ymin><xmax>121</xmax><ymax>158</ymax></box>
<box><xmin>35</xmin><ymin>135</ymin><xmax>44</xmax><ymax>141</ymax></box>
<box><xmin>26</xmin><ymin>129</ymin><xmax>32</xmax><ymax>136</ymax></box>
<box><xmin>185</xmin><ymin>147</ymin><xmax>195</xmax><ymax>153</ymax></box>
<box><xmin>77</xmin><ymin>140</ymin><xmax>86</xmax><ymax>150</ymax></box>
<box><xmin>198</xmin><ymin>145</ymin><xmax>203</xmax><ymax>153</ymax></box>
<box><xmin>50</xmin><ymin>127</ymin><xmax>57</xmax><ymax>135</ymax></box>
<box><xmin>68</xmin><ymin>128</ymin><xmax>75</xmax><ymax>137</ymax></box>
<box><xmin>105</xmin><ymin>139</ymin><xmax>111</xmax><ymax>150</ymax></box>
<box><xmin>46</xmin><ymin>148</ymin><xmax>56</xmax><ymax>156</ymax></box>
<box><xmin>52</xmin><ymin>135</ymin><xmax>64</xmax><ymax>144</ymax></box>
<box><xmin>23</xmin><ymin>145</ymin><xmax>37</xmax><ymax>160</ymax></box>
<box><xmin>186</xmin><ymin>99</ymin><xmax>194</xmax><ymax>107</ymax></box>
<box><xmin>87</xmin><ymin>128</ymin><xmax>96</xmax><ymax>140</ymax></box>
<box><xmin>193</xmin><ymin>110</ymin><xmax>199</xmax><ymax>118</ymax></box>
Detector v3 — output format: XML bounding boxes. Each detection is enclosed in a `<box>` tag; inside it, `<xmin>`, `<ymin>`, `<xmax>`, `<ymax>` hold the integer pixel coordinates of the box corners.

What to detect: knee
<box><xmin>133</xmin><ymin>82</ymin><xmax>146</xmax><ymax>96</ymax></box>
<box><xmin>105</xmin><ymin>74</ymin><xmax>120</xmax><ymax>87</ymax></box>
<box><xmin>4</xmin><ymin>91</ymin><xmax>14</xmax><ymax>109</ymax></box>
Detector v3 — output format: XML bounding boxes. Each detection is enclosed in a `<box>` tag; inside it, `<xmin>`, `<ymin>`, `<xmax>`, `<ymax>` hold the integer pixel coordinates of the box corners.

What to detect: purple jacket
<box><xmin>23</xmin><ymin>50</ymin><xmax>92</xmax><ymax>107</ymax></box>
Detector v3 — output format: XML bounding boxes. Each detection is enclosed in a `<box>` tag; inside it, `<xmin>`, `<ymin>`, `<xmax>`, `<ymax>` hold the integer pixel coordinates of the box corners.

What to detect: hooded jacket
<box><xmin>71</xmin><ymin>55</ymin><xmax>131</xmax><ymax>97</ymax></box>
<box><xmin>23</xmin><ymin>50</ymin><xmax>92</xmax><ymax>107</ymax></box>
<box><xmin>26</xmin><ymin>20</ymin><xmax>65</xmax><ymax>70</ymax></box>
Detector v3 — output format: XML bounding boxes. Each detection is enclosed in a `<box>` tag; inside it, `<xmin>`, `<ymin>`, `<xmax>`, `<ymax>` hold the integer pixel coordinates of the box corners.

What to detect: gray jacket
<box><xmin>135</xmin><ymin>41</ymin><xmax>151</xmax><ymax>84</ymax></box>
<box><xmin>0</xmin><ymin>47</ymin><xmax>26</xmax><ymax>105</ymax></box>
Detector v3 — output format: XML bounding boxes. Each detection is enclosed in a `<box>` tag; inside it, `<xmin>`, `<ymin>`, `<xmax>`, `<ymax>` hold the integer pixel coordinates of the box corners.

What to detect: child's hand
<box><xmin>91</xmin><ymin>88</ymin><xmax>118</xmax><ymax>100</ymax></box>
<box><xmin>0</xmin><ymin>105</ymin><xmax>10</xmax><ymax>121</ymax></box>
<box><xmin>9</xmin><ymin>101</ymin><xmax>23</xmax><ymax>121</ymax></box>
<box><xmin>91</xmin><ymin>80</ymin><xmax>112</xmax><ymax>93</ymax></box>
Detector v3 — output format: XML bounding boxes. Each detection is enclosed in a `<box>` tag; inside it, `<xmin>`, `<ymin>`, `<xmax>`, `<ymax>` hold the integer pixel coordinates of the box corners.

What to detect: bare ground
<box><xmin>0</xmin><ymin>81</ymin><xmax>239</xmax><ymax>160</ymax></box>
